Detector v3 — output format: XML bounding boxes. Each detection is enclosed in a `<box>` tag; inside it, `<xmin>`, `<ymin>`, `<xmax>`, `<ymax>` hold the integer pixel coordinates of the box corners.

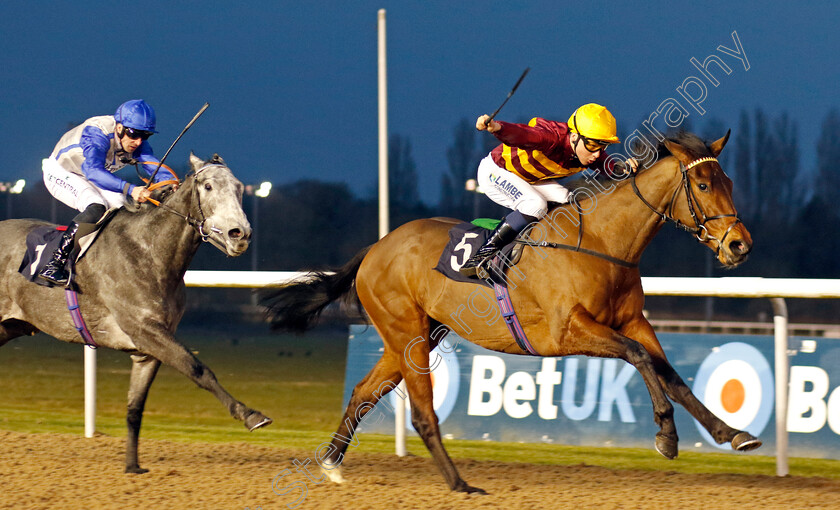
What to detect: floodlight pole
<box><xmin>377</xmin><ymin>8</ymin><xmax>406</xmax><ymax>458</ymax></box>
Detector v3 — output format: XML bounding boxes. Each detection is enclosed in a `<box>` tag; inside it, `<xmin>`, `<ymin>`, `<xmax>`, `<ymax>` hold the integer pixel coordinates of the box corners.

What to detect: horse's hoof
<box><xmin>732</xmin><ymin>431</ymin><xmax>762</xmax><ymax>451</ymax></box>
<box><xmin>655</xmin><ymin>433</ymin><xmax>678</xmax><ymax>460</ymax></box>
<box><xmin>454</xmin><ymin>481</ymin><xmax>488</xmax><ymax>495</ymax></box>
<box><xmin>125</xmin><ymin>465</ymin><xmax>149</xmax><ymax>474</ymax></box>
<box><xmin>321</xmin><ymin>466</ymin><xmax>346</xmax><ymax>484</ymax></box>
<box><xmin>245</xmin><ymin>412</ymin><xmax>273</xmax><ymax>431</ymax></box>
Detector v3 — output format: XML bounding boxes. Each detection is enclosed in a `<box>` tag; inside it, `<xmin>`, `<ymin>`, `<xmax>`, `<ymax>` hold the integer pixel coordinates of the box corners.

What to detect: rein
<box><xmin>513</xmin><ymin>155</ymin><xmax>739</xmax><ymax>267</ymax></box>
<box><xmin>518</xmin><ymin>238</ymin><xmax>639</xmax><ymax>268</ymax></box>
<box><xmin>517</xmin><ymin>206</ymin><xmax>639</xmax><ymax>268</ymax></box>
<box><xmin>516</xmin><ymin>208</ymin><xmax>639</xmax><ymax>268</ymax></box>
<box><xmin>141</xmin><ymin>164</ymin><xmax>223</xmax><ymax>243</ymax></box>
<box><xmin>630</xmin><ymin>156</ymin><xmax>740</xmax><ymax>255</ymax></box>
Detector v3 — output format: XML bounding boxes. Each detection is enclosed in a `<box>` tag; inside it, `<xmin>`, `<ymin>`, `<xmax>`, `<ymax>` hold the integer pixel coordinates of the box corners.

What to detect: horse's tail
<box><xmin>261</xmin><ymin>245</ymin><xmax>371</xmax><ymax>332</ymax></box>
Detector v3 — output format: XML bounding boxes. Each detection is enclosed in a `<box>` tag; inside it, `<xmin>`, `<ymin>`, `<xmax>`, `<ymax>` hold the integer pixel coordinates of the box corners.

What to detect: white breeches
<box><xmin>476</xmin><ymin>155</ymin><xmax>570</xmax><ymax>218</ymax></box>
<box><xmin>42</xmin><ymin>158</ymin><xmax>126</xmax><ymax>212</ymax></box>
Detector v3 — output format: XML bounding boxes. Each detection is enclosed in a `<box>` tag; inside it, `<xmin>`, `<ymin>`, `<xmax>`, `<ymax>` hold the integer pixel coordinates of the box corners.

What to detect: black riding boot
<box><xmin>37</xmin><ymin>222</ymin><xmax>79</xmax><ymax>285</ymax></box>
<box><xmin>459</xmin><ymin>219</ymin><xmax>524</xmax><ymax>278</ymax></box>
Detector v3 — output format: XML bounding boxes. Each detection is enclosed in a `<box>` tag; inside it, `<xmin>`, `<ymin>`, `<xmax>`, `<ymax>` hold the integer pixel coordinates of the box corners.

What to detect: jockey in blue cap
<box><xmin>38</xmin><ymin>99</ymin><xmax>176</xmax><ymax>285</ymax></box>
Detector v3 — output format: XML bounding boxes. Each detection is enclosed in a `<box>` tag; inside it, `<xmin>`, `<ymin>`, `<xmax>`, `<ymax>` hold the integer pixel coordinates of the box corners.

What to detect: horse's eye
<box><xmin>204</xmin><ymin>183</ymin><xmax>213</xmax><ymax>191</ymax></box>
<box><xmin>698</xmin><ymin>183</ymin><xmax>709</xmax><ymax>191</ymax></box>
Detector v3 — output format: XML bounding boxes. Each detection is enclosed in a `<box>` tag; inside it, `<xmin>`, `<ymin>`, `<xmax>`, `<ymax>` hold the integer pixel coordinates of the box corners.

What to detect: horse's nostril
<box><xmin>228</xmin><ymin>228</ymin><xmax>242</xmax><ymax>240</ymax></box>
<box><xmin>730</xmin><ymin>240</ymin><xmax>751</xmax><ymax>256</ymax></box>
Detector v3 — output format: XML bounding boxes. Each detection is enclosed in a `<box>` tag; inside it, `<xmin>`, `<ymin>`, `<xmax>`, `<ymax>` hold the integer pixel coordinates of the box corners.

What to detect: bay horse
<box><xmin>263</xmin><ymin>131</ymin><xmax>759</xmax><ymax>493</ymax></box>
<box><xmin>0</xmin><ymin>153</ymin><xmax>271</xmax><ymax>473</ymax></box>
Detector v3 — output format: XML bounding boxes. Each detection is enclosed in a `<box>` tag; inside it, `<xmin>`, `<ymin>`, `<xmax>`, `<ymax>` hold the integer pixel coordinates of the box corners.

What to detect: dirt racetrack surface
<box><xmin>2</xmin><ymin>430</ymin><xmax>839</xmax><ymax>510</ymax></box>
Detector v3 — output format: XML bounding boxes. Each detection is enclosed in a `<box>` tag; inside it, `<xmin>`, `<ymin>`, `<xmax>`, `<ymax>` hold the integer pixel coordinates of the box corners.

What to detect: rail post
<box><xmin>771</xmin><ymin>297</ymin><xmax>789</xmax><ymax>476</ymax></box>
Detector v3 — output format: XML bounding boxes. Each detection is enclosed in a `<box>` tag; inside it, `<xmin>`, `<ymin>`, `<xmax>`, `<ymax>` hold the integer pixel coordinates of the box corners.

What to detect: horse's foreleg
<box><xmin>125</xmin><ymin>354</ymin><xmax>161</xmax><ymax>474</ymax></box>
<box><xmin>562</xmin><ymin>306</ymin><xmax>679</xmax><ymax>459</ymax></box>
<box><xmin>132</xmin><ymin>327</ymin><xmax>271</xmax><ymax>431</ymax></box>
<box><xmin>622</xmin><ymin>319</ymin><xmax>762</xmax><ymax>451</ymax></box>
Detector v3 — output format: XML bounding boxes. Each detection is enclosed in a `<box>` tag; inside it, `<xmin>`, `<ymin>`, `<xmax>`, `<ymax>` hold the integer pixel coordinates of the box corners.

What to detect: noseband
<box><xmin>630</xmin><ymin>157</ymin><xmax>740</xmax><ymax>255</ymax></box>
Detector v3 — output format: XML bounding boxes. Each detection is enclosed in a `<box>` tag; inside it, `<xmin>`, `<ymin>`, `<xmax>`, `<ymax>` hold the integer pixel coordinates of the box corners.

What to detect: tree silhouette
<box><xmin>815</xmin><ymin>108</ymin><xmax>840</xmax><ymax>213</ymax></box>
<box><xmin>734</xmin><ymin>110</ymin><xmax>754</xmax><ymax>218</ymax></box>
<box><xmin>388</xmin><ymin>134</ymin><xmax>419</xmax><ymax>211</ymax></box>
<box><xmin>441</xmin><ymin>118</ymin><xmax>480</xmax><ymax>219</ymax></box>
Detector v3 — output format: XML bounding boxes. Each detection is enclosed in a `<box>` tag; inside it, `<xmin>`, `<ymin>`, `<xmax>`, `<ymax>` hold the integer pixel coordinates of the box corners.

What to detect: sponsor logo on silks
<box><xmin>47</xmin><ymin>174</ymin><xmax>80</xmax><ymax>196</ymax></box>
<box><xmin>692</xmin><ymin>342</ymin><xmax>774</xmax><ymax>449</ymax></box>
<box><xmin>489</xmin><ymin>173</ymin><xmax>524</xmax><ymax>201</ymax></box>
<box><xmin>391</xmin><ymin>342</ymin><xmax>461</xmax><ymax>429</ymax></box>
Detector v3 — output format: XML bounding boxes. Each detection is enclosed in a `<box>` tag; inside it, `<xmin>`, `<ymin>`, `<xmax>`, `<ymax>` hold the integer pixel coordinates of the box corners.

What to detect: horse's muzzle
<box><xmin>226</xmin><ymin>227</ymin><xmax>251</xmax><ymax>256</ymax></box>
<box><xmin>721</xmin><ymin>237</ymin><xmax>751</xmax><ymax>267</ymax></box>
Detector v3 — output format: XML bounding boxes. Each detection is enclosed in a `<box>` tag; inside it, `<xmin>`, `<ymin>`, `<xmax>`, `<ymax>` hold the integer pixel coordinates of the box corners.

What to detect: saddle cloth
<box><xmin>18</xmin><ymin>209</ymin><xmax>117</xmax><ymax>287</ymax></box>
<box><xmin>18</xmin><ymin>226</ymin><xmax>68</xmax><ymax>286</ymax></box>
<box><xmin>433</xmin><ymin>221</ymin><xmax>527</xmax><ymax>288</ymax></box>
<box><xmin>433</xmin><ymin>221</ymin><xmax>538</xmax><ymax>354</ymax></box>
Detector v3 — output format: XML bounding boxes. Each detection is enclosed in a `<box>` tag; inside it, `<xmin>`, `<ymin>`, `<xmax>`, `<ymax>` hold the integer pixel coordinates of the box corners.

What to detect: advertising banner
<box><xmin>343</xmin><ymin>325</ymin><xmax>840</xmax><ymax>458</ymax></box>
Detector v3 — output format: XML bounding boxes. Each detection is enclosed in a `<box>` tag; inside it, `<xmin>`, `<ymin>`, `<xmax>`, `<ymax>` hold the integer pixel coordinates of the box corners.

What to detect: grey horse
<box><xmin>0</xmin><ymin>153</ymin><xmax>272</xmax><ymax>473</ymax></box>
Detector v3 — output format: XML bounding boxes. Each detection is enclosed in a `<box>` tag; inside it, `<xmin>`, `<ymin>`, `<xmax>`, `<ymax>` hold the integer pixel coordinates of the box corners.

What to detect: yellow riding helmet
<box><xmin>567</xmin><ymin>103</ymin><xmax>620</xmax><ymax>143</ymax></box>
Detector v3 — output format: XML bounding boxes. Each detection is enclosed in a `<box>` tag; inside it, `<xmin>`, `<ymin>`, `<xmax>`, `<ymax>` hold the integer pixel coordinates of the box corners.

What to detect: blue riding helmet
<box><xmin>114</xmin><ymin>99</ymin><xmax>158</xmax><ymax>132</ymax></box>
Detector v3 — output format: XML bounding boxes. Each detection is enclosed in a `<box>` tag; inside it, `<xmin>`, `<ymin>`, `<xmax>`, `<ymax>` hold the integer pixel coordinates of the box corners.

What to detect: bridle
<box><xmin>141</xmin><ymin>164</ymin><xmax>223</xmax><ymax>243</ymax></box>
<box><xmin>630</xmin><ymin>156</ymin><xmax>740</xmax><ymax>255</ymax></box>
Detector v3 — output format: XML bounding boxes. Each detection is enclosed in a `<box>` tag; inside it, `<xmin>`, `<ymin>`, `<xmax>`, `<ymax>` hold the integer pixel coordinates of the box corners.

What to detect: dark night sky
<box><xmin>1</xmin><ymin>1</ymin><xmax>836</xmax><ymax>203</ymax></box>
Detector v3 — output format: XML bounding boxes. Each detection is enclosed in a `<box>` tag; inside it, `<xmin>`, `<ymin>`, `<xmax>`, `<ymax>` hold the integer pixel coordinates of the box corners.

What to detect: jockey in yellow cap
<box><xmin>459</xmin><ymin>103</ymin><xmax>637</xmax><ymax>277</ymax></box>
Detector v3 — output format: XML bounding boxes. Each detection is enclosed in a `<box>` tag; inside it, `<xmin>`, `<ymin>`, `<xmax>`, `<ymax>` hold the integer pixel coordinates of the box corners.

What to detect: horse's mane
<box><xmin>551</xmin><ymin>130</ymin><xmax>715</xmax><ymax>213</ymax></box>
<box><xmin>645</xmin><ymin>130</ymin><xmax>715</xmax><ymax>167</ymax></box>
<box><xmin>111</xmin><ymin>170</ymin><xmax>195</xmax><ymax>219</ymax></box>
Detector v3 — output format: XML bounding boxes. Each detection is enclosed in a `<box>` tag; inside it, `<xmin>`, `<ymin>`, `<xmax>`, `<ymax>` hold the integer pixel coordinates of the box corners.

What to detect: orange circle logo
<box><xmin>721</xmin><ymin>379</ymin><xmax>745</xmax><ymax>413</ymax></box>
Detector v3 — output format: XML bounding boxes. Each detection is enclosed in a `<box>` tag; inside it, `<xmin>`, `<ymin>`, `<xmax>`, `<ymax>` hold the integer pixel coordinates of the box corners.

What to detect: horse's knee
<box><xmin>190</xmin><ymin>361</ymin><xmax>206</xmax><ymax>380</ymax></box>
<box><xmin>623</xmin><ymin>339</ymin><xmax>675</xmax><ymax>421</ymax></box>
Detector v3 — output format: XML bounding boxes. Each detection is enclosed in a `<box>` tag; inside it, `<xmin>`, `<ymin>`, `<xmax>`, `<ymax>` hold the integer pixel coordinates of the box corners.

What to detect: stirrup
<box><xmin>38</xmin><ymin>264</ymin><xmax>69</xmax><ymax>285</ymax></box>
<box><xmin>459</xmin><ymin>252</ymin><xmax>496</xmax><ymax>278</ymax></box>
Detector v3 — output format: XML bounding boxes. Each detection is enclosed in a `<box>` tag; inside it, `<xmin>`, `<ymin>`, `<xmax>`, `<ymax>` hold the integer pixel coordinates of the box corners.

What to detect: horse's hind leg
<box><xmin>125</xmin><ymin>354</ymin><xmax>161</xmax><ymax>474</ymax></box>
<box><xmin>401</xmin><ymin>332</ymin><xmax>486</xmax><ymax>494</ymax></box>
<box><xmin>563</xmin><ymin>307</ymin><xmax>679</xmax><ymax>459</ymax></box>
<box><xmin>622</xmin><ymin>318</ymin><xmax>761</xmax><ymax>451</ymax></box>
<box><xmin>319</xmin><ymin>352</ymin><xmax>403</xmax><ymax>483</ymax></box>
<box><xmin>0</xmin><ymin>319</ymin><xmax>37</xmax><ymax>348</ymax></box>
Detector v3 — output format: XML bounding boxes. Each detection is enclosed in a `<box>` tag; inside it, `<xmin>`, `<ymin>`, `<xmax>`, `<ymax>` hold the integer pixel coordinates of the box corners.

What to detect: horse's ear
<box><xmin>210</xmin><ymin>153</ymin><xmax>225</xmax><ymax>165</ymax></box>
<box><xmin>709</xmin><ymin>129</ymin><xmax>731</xmax><ymax>157</ymax></box>
<box><xmin>189</xmin><ymin>151</ymin><xmax>203</xmax><ymax>171</ymax></box>
<box><xmin>662</xmin><ymin>138</ymin><xmax>693</xmax><ymax>165</ymax></box>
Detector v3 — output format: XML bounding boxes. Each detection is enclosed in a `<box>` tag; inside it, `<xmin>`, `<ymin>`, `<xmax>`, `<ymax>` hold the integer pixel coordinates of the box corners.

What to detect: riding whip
<box><xmin>485</xmin><ymin>68</ymin><xmax>530</xmax><ymax>127</ymax></box>
<box><xmin>146</xmin><ymin>102</ymin><xmax>210</xmax><ymax>185</ymax></box>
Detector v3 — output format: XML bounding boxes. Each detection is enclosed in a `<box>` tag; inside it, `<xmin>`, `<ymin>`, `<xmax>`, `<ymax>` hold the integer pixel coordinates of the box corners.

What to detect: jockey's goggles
<box><xmin>581</xmin><ymin>136</ymin><xmax>610</xmax><ymax>153</ymax></box>
<box><xmin>124</xmin><ymin>127</ymin><xmax>153</xmax><ymax>141</ymax></box>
